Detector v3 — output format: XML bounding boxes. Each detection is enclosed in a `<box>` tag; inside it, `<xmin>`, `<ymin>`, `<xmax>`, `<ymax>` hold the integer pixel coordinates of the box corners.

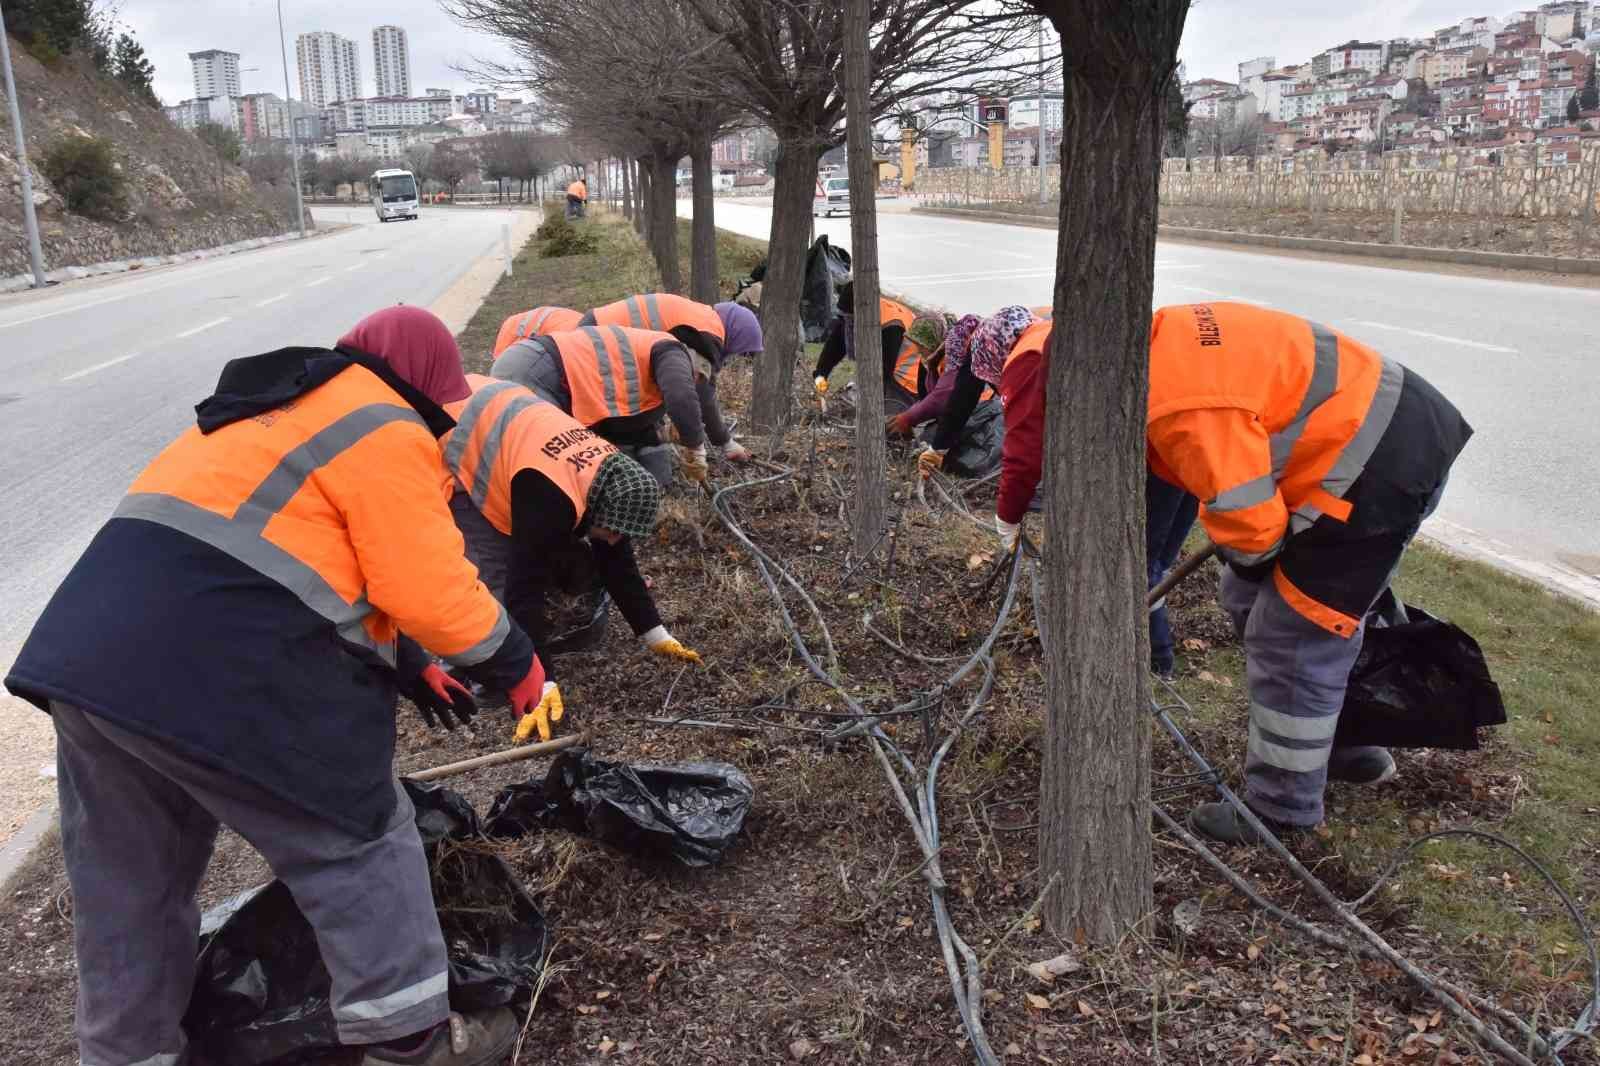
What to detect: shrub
<box><xmin>536</xmin><ymin>213</ymin><xmax>599</xmax><ymax>258</ymax></box>
<box><xmin>41</xmin><ymin>135</ymin><xmax>129</xmax><ymax>221</ymax></box>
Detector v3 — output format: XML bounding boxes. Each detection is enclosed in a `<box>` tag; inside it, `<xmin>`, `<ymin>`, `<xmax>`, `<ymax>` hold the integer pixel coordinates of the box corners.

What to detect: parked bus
<box><xmin>369</xmin><ymin>168</ymin><xmax>419</xmax><ymax>222</ymax></box>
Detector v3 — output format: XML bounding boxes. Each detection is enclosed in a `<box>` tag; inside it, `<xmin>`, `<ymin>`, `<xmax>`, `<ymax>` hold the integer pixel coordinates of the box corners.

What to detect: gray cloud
<box><xmin>119</xmin><ymin>0</ymin><xmax>520</xmax><ymax>105</ymax></box>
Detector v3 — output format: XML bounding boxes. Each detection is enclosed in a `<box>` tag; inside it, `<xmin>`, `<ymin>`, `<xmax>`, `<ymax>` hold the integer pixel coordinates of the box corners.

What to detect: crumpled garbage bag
<box><xmin>183</xmin><ymin>780</ymin><xmax>548</xmax><ymax>1066</ymax></box>
<box><xmin>485</xmin><ymin>748</ymin><xmax>754</xmax><ymax>867</ymax></box>
<box><xmin>927</xmin><ymin>397</ymin><xmax>1005</xmax><ymax>479</ymax></box>
<box><xmin>801</xmin><ymin>235</ymin><xmax>852</xmax><ymax>342</ymax></box>
<box><xmin>1334</xmin><ymin>603</ymin><xmax>1507</xmax><ymax>751</ymax></box>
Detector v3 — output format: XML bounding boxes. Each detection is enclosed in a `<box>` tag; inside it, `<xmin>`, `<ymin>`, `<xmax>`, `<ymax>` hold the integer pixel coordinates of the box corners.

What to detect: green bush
<box><xmin>41</xmin><ymin>135</ymin><xmax>129</xmax><ymax>221</ymax></box>
<box><xmin>536</xmin><ymin>212</ymin><xmax>599</xmax><ymax>258</ymax></box>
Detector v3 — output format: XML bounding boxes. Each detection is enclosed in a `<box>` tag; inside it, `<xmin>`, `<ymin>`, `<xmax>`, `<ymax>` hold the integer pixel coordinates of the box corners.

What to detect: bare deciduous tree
<box><xmin>1028</xmin><ymin>0</ymin><xmax>1189</xmax><ymax>945</ymax></box>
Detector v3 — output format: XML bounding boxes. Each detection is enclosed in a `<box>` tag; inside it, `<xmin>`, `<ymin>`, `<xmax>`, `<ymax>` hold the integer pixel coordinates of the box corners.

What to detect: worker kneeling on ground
<box><xmin>583</xmin><ymin>292</ymin><xmax>762</xmax><ymax>462</ymax></box>
<box><xmin>443</xmin><ymin>374</ymin><xmax>702</xmax><ymax>676</ymax></box>
<box><xmin>566</xmin><ymin>177</ymin><xmax>587</xmax><ymax>219</ymax></box>
<box><xmin>493</xmin><ymin>323</ymin><xmax>712</xmax><ymax>487</ymax></box>
<box><xmin>4</xmin><ymin>305</ymin><xmax>561</xmax><ymax>1066</ymax></box>
<box><xmin>812</xmin><ymin>282</ymin><xmax>934</xmax><ymax>416</ymax></box>
<box><xmin>492</xmin><ymin>304</ymin><xmax>583</xmax><ymax>358</ymax></box>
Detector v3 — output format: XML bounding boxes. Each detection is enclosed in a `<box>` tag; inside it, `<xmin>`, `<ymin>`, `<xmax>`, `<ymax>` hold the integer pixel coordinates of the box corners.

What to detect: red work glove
<box><xmin>508</xmin><ymin>655</ymin><xmax>564</xmax><ymax>742</ymax></box>
<box><xmin>403</xmin><ymin>664</ymin><xmax>478</xmax><ymax>730</ymax></box>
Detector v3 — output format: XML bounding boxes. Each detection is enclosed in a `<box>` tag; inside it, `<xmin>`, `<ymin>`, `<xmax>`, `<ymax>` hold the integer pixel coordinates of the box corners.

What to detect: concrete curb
<box><xmin>0</xmin><ymin>801</ymin><xmax>57</xmax><ymax>891</ymax></box>
<box><xmin>911</xmin><ymin>206</ymin><xmax>1600</xmax><ymax>276</ymax></box>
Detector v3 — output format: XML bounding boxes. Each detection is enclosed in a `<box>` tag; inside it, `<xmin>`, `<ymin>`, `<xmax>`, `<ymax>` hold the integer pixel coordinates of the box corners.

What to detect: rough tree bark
<box><xmin>648</xmin><ymin>145</ymin><xmax>683</xmax><ymax>292</ymax></box>
<box><xmin>750</xmin><ymin>141</ymin><xmax>825</xmax><ymax>430</ymax></box>
<box><xmin>1033</xmin><ymin>0</ymin><xmax>1190</xmax><ymax>944</ymax></box>
<box><xmin>621</xmin><ymin>154</ymin><xmax>634</xmax><ymax>222</ymax></box>
<box><xmin>690</xmin><ymin>133</ymin><xmax>718</xmax><ymax>303</ymax></box>
<box><xmin>843</xmin><ymin>0</ymin><xmax>885</xmax><ymax>557</ymax></box>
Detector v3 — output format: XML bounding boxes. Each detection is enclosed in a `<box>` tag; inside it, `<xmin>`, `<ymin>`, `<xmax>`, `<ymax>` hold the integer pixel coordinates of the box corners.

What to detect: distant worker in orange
<box><xmin>582</xmin><ymin>293</ymin><xmax>763</xmax><ymax>462</ymax></box>
<box><xmin>492</xmin><ymin>325</ymin><xmax>710</xmax><ymax>486</ymax></box>
<box><xmin>4</xmin><ymin>305</ymin><xmax>559</xmax><ymax>1066</ymax></box>
<box><xmin>442</xmin><ymin>375</ymin><xmax>701</xmax><ymax>673</ymax></box>
<box><xmin>813</xmin><ymin>282</ymin><xmax>941</xmax><ymax>417</ymax></box>
<box><xmin>566</xmin><ymin>176</ymin><xmax>588</xmax><ymax>219</ymax></box>
<box><xmin>492</xmin><ymin>305</ymin><xmax>583</xmax><ymax>358</ymax></box>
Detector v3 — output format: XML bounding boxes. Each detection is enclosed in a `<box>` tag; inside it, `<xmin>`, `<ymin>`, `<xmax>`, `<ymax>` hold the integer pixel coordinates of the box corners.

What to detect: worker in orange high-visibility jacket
<box><xmin>1145</xmin><ymin>303</ymin><xmax>1472</xmax><ymax>844</ymax></box>
<box><xmin>582</xmin><ymin>293</ymin><xmax>762</xmax><ymax>462</ymax></box>
<box><xmin>492</xmin><ymin>305</ymin><xmax>583</xmax><ymax>358</ymax></box>
<box><xmin>812</xmin><ymin>282</ymin><xmax>934</xmax><ymax>415</ymax></box>
<box><xmin>565</xmin><ymin>178</ymin><xmax>587</xmax><ymax>219</ymax></box>
<box><xmin>4</xmin><ymin>306</ymin><xmax>560</xmax><ymax>1066</ymax></box>
<box><xmin>492</xmin><ymin>324</ymin><xmax>709</xmax><ymax>486</ymax></box>
<box><xmin>442</xmin><ymin>375</ymin><xmax>702</xmax><ymax>673</ymax></box>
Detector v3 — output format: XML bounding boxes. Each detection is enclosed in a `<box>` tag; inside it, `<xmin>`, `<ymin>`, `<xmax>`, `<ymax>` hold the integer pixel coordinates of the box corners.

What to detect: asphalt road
<box><xmin>0</xmin><ymin>203</ymin><xmax>528</xmax><ymax>840</ymax></box>
<box><xmin>693</xmin><ymin>197</ymin><xmax>1600</xmax><ymax>605</ymax></box>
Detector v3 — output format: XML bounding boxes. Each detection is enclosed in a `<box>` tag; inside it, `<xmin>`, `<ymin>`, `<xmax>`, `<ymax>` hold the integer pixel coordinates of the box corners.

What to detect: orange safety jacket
<box><xmin>877</xmin><ymin>297</ymin><xmax>921</xmax><ymax>395</ymax></box>
<box><xmin>568</xmin><ymin>180</ymin><xmax>587</xmax><ymax>200</ymax></box>
<box><xmin>493</xmin><ymin>306</ymin><xmax>583</xmax><ymax>358</ymax></box>
<box><xmin>1148</xmin><ymin>303</ymin><xmax>1432</xmax><ymax>636</ymax></box>
<box><xmin>4</xmin><ymin>350</ymin><xmax>531</xmax><ymax>837</ymax></box>
<box><xmin>443</xmin><ymin>376</ymin><xmax>615</xmax><ymax>535</ymax></box>
<box><xmin>591</xmin><ymin>293</ymin><xmax>726</xmax><ymax>345</ymax></box>
<box><xmin>542</xmin><ymin>325</ymin><xmax>670</xmax><ymax>426</ymax></box>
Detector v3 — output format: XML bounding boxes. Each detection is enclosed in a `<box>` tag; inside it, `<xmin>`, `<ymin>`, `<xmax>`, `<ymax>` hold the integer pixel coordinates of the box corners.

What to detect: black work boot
<box><xmin>1187</xmin><ymin>801</ymin><xmax>1300</xmax><ymax>846</ymax></box>
<box><xmin>1327</xmin><ymin>747</ymin><xmax>1397</xmax><ymax>785</ymax></box>
<box><xmin>360</xmin><ymin>1010</ymin><xmax>519</xmax><ymax>1066</ymax></box>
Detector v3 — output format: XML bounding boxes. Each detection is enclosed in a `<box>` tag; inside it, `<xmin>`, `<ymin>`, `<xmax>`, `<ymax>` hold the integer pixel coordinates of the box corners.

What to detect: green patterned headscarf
<box><xmin>585</xmin><ymin>453</ymin><xmax>661</xmax><ymax>538</ymax></box>
<box><xmin>907</xmin><ymin>314</ymin><xmax>952</xmax><ymax>365</ymax></box>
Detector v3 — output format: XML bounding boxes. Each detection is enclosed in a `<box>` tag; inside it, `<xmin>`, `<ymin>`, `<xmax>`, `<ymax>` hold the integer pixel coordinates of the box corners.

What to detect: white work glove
<box><xmin>995</xmin><ymin>514</ymin><xmax>1021</xmax><ymax>551</ymax></box>
<box><xmin>722</xmin><ymin>438</ymin><xmax>752</xmax><ymax>463</ymax></box>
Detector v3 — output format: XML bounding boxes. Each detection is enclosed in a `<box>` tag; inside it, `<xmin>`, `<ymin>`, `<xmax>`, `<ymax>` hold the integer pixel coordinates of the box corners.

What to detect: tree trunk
<box><xmin>622</xmin><ymin>154</ymin><xmax>634</xmax><ymax>221</ymax></box>
<box><xmin>649</xmin><ymin>145</ymin><xmax>683</xmax><ymax>292</ymax></box>
<box><xmin>1034</xmin><ymin>0</ymin><xmax>1188</xmax><ymax>946</ymax></box>
<box><xmin>750</xmin><ymin>139</ymin><xmax>824</xmax><ymax>431</ymax></box>
<box><xmin>843</xmin><ymin>0</ymin><xmax>885</xmax><ymax>557</ymax></box>
<box><xmin>690</xmin><ymin>134</ymin><xmax>719</xmax><ymax>303</ymax></box>
<box><xmin>636</xmin><ymin>156</ymin><xmax>651</xmax><ymax>238</ymax></box>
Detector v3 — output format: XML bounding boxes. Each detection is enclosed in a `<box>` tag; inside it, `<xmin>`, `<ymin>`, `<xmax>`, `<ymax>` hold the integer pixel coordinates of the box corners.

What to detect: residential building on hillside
<box><xmin>240</xmin><ymin>93</ymin><xmax>291</xmax><ymax>142</ymax></box>
<box><xmin>1182</xmin><ymin>78</ymin><xmax>1236</xmax><ymax>102</ymax></box>
<box><xmin>462</xmin><ymin>91</ymin><xmax>498</xmax><ymax>115</ymax></box>
<box><xmin>373</xmin><ymin>26</ymin><xmax>411</xmax><ymax>98</ymax></box>
<box><xmin>323</xmin><ymin>98</ymin><xmax>367</xmax><ymax>133</ymax></box>
<box><xmin>165</xmin><ymin>95</ymin><xmax>241</xmax><ymax>131</ymax></box>
<box><xmin>297</xmin><ymin>31</ymin><xmax>361</xmax><ymax>108</ymax></box>
<box><xmin>1257</xmin><ymin>72</ymin><xmax>1295</xmax><ymax>118</ymax></box>
<box><xmin>425</xmin><ymin>87</ymin><xmax>452</xmax><ymax>98</ymax></box>
<box><xmin>1238</xmin><ymin>55</ymin><xmax>1274</xmax><ymax>103</ymax></box>
<box><xmin>365</xmin><ymin>96</ymin><xmax>454</xmax><ymax>127</ymax></box>
<box><xmin>189</xmin><ymin>50</ymin><xmax>240</xmax><ymax>100</ymax></box>
<box><xmin>1323</xmin><ymin>40</ymin><xmax>1386</xmax><ymax>77</ymax></box>
<box><xmin>1353</xmin><ymin>74</ymin><xmax>1407</xmax><ymax>101</ymax></box>
<box><xmin>1191</xmin><ymin>91</ymin><xmax>1258</xmax><ymax>124</ymax></box>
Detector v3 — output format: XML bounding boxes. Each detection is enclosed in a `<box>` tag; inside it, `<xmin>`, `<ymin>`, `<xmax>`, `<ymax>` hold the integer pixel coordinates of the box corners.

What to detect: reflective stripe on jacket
<box><xmin>541</xmin><ymin>325</ymin><xmax>670</xmax><ymax>425</ymax></box>
<box><xmin>443</xmin><ymin>375</ymin><xmax>615</xmax><ymax>534</ymax></box>
<box><xmin>592</xmin><ymin>293</ymin><xmax>725</xmax><ymax>344</ymax></box>
<box><xmin>493</xmin><ymin>306</ymin><xmax>583</xmax><ymax>358</ymax></box>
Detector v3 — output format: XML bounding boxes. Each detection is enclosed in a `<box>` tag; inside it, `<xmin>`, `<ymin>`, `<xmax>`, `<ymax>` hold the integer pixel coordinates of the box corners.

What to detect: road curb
<box><xmin>911</xmin><ymin>206</ymin><xmax>1600</xmax><ymax>276</ymax></box>
<box><xmin>0</xmin><ymin>801</ymin><xmax>57</xmax><ymax>891</ymax></box>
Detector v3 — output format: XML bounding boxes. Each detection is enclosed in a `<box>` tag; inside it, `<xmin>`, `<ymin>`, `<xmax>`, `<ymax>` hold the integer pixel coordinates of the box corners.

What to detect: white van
<box><xmin>813</xmin><ymin>176</ymin><xmax>851</xmax><ymax>217</ymax></box>
<box><xmin>370</xmin><ymin>168</ymin><xmax>419</xmax><ymax>222</ymax></box>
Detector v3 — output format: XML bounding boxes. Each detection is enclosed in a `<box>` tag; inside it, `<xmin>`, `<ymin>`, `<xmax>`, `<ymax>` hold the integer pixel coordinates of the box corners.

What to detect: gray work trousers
<box><xmin>451</xmin><ymin>491</ymin><xmax>511</xmax><ymax>602</ymax></box>
<box><xmin>52</xmin><ymin>702</ymin><xmax>449</xmax><ymax>1066</ymax></box>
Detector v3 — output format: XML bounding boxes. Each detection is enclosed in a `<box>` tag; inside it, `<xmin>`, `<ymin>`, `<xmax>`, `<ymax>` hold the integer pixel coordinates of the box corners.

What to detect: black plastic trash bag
<box><xmin>937</xmin><ymin>398</ymin><xmax>1006</xmax><ymax>479</ymax></box>
<box><xmin>184</xmin><ymin>780</ymin><xmax>548</xmax><ymax>1066</ymax></box>
<box><xmin>1334</xmin><ymin>604</ymin><xmax>1507</xmax><ymax>751</ymax></box>
<box><xmin>801</xmin><ymin>235</ymin><xmax>852</xmax><ymax>342</ymax></box>
<box><xmin>485</xmin><ymin>748</ymin><xmax>754</xmax><ymax>867</ymax></box>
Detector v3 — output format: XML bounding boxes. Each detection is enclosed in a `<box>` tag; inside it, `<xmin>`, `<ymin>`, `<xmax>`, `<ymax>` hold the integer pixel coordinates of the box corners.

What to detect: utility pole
<box><xmin>1</xmin><ymin>3</ymin><xmax>49</xmax><ymax>287</ymax></box>
<box><xmin>277</xmin><ymin>0</ymin><xmax>307</xmax><ymax>238</ymax></box>
<box><xmin>1038</xmin><ymin>18</ymin><xmax>1048</xmax><ymax>205</ymax></box>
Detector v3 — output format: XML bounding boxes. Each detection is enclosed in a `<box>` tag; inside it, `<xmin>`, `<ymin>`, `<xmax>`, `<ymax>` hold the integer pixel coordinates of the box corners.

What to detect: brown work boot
<box><xmin>360</xmin><ymin>1009</ymin><xmax>519</xmax><ymax>1066</ymax></box>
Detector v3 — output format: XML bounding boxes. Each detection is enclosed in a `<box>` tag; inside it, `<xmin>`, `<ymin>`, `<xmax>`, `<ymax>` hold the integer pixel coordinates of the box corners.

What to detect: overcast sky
<box><xmin>126</xmin><ymin>0</ymin><xmax>1495</xmax><ymax>107</ymax></box>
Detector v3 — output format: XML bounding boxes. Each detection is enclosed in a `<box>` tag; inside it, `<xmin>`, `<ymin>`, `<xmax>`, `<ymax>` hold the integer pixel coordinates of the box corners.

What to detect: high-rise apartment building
<box><xmin>189</xmin><ymin>49</ymin><xmax>241</xmax><ymax>99</ymax></box>
<box><xmin>296</xmin><ymin>31</ymin><xmax>361</xmax><ymax>108</ymax></box>
<box><xmin>372</xmin><ymin>25</ymin><xmax>411</xmax><ymax>98</ymax></box>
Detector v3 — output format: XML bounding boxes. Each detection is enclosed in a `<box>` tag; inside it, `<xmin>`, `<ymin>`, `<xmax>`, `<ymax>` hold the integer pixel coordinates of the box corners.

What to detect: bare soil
<box><xmin>1</xmin><ymin>362</ymin><xmax>1592</xmax><ymax>1066</ymax></box>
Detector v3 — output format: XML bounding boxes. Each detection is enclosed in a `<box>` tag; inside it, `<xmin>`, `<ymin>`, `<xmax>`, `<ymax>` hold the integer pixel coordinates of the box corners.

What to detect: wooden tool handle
<box><xmin>406</xmin><ymin>731</ymin><xmax>589</xmax><ymax>782</ymax></box>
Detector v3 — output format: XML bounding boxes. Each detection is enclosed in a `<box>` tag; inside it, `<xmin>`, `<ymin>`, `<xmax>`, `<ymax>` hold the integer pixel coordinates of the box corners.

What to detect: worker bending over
<box><xmin>812</xmin><ymin>282</ymin><xmax>937</xmax><ymax>415</ymax></box>
<box><xmin>885</xmin><ymin>312</ymin><xmax>1004</xmax><ymax>444</ymax></box>
<box><xmin>4</xmin><ymin>306</ymin><xmax>559</xmax><ymax>1066</ymax></box>
<box><xmin>444</xmin><ymin>374</ymin><xmax>702</xmax><ymax>670</ymax></box>
<box><xmin>583</xmin><ymin>293</ymin><xmax>762</xmax><ymax>462</ymax></box>
<box><xmin>493</xmin><ymin>324</ymin><xmax>709</xmax><ymax>486</ymax></box>
<box><xmin>493</xmin><ymin>305</ymin><xmax>583</xmax><ymax>358</ymax></box>
<box><xmin>566</xmin><ymin>177</ymin><xmax>587</xmax><ymax>219</ymax></box>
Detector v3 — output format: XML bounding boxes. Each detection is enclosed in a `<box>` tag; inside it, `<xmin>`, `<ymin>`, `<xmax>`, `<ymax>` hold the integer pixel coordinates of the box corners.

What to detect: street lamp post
<box><xmin>0</xmin><ymin>2</ymin><xmax>49</xmax><ymax>287</ymax></box>
<box><xmin>277</xmin><ymin>0</ymin><xmax>307</xmax><ymax>238</ymax></box>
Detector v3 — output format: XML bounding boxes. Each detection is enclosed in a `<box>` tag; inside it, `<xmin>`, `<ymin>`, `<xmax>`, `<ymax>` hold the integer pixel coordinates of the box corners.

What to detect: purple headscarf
<box><xmin>714</xmin><ymin>301</ymin><xmax>764</xmax><ymax>357</ymax></box>
<box><xmin>967</xmin><ymin>306</ymin><xmax>1036</xmax><ymax>387</ymax></box>
<box><xmin>943</xmin><ymin>314</ymin><xmax>983</xmax><ymax>373</ymax></box>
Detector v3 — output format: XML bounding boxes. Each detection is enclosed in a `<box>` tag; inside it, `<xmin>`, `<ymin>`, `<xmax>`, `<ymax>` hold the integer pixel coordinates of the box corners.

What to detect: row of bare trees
<box><xmin>448</xmin><ymin>0</ymin><xmax>1194</xmax><ymax>949</ymax></box>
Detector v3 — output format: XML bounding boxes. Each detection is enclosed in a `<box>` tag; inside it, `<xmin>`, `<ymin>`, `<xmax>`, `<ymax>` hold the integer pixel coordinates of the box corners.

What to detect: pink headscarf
<box><xmin>966</xmin><ymin>306</ymin><xmax>1036</xmax><ymax>387</ymax></box>
<box><xmin>338</xmin><ymin>305</ymin><xmax>470</xmax><ymax>406</ymax></box>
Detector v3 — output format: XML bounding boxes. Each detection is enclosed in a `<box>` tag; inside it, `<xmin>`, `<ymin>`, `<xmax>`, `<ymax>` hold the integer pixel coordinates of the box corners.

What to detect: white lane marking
<box><xmin>61</xmin><ymin>352</ymin><xmax>141</xmax><ymax>382</ymax></box>
<box><xmin>1163</xmin><ymin>284</ymin><xmax>1272</xmax><ymax>306</ymax></box>
<box><xmin>176</xmin><ymin>317</ymin><xmax>230</xmax><ymax>339</ymax></box>
<box><xmin>344</xmin><ymin>263</ymin><xmax>365</xmax><ymax>273</ymax></box>
<box><xmin>305</xmin><ymin>276</ymin><xmax>332</xmax><ymax>288</ymax></box>
<box><xmin>893</xmin><ymin>270</ymin><xmax>1059</xmax><ymax>288</ymax></box>
<box><xmin>1351</xmin><ymin>320</ymin><xmax>1516</xmax><ymax>353</ymax></box>
<box><xmin>255</xmin><ymin>294</ymin><xmax>288</xmax><ymax>308</ymax></box>
<box><xmin>932</xmin><ymin>237</ymin><xmax>1035</xmax><ymax>261</ymax></box>
<box><xmin>889</xmin><ymin>266</ymin><xmax>1057</xmax><ymax>284</ymax></box>
<box><xmin>0</xmin><ymin>290</ymin><xmax>137</xmax><ymax>330</ymax></box>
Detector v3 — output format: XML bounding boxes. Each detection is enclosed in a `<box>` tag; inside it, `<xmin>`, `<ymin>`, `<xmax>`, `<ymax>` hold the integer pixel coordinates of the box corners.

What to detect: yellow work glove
<box><xmin>678</xmin><ymin>443</ymin><xmax>709</xmax><ymax>483</ymax></box>
<box><xmin>916</xmin><ymin>446</ymin><xmax>946</xmax><ymax>479</ymax></box>
<box><xmin>813</xmin><ymin>375</ymin><xmax>829</xmax><ymax>395</ymax></box>
<box><xmin>644</xmin><ymin>626</ymin><xmax>703</xmax><ymax>665</ymax></box>
<box><xmin>513</xmin><ymin>682</ymin><xmax>564</xmax><ymax>743</ymax></box>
